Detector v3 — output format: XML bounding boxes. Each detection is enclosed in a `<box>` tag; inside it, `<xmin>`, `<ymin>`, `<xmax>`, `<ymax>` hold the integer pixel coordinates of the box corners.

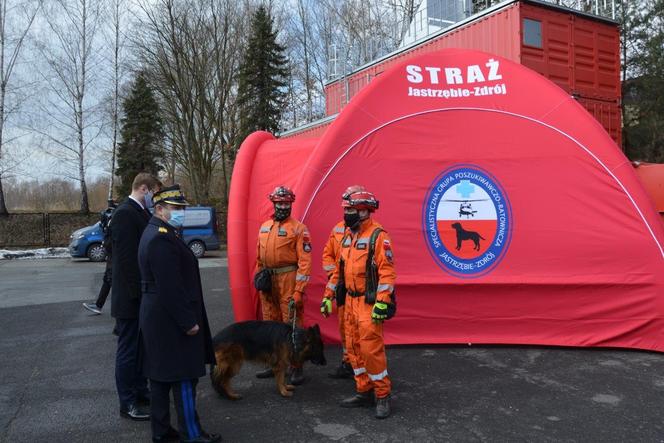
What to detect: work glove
<box><xmin>320</xmin><ymin>298</ymin><xmax>333</xmax><ymax>318</ymax></box>
<box><xmin>371</xmin><ymin>301</ymin><xmax>389</xmax><ymax>323</ymax></box>
<box><xmin>288</xmin><ymin>292</ymin><xmax>303</xmax><ymax>311</ymax></box>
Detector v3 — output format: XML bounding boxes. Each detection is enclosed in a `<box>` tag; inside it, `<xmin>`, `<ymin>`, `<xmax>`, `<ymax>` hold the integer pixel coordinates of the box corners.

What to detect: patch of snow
<box><xmin>0</xmin><ymin>247</ymin><xmax>70</xmax><ymax>260</ymax></box>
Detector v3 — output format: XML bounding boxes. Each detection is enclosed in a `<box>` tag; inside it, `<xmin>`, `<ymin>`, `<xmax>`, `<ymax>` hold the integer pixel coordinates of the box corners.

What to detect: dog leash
<box><xmin>289</xmin><ymin>303</ymin><xmax>298</xmax><ymax>353</ymax></box>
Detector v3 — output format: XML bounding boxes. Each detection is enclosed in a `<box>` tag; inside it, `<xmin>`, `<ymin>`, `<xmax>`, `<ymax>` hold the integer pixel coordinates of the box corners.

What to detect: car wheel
<box><xmin>189</xmin><ymin>240</ymin><xmax>205</xmax><ymax>258</ymax></box>
<box><xmin>87</xmin><ymin>243</ymin><xmax>107</xmax><ymax>262</ymax></box>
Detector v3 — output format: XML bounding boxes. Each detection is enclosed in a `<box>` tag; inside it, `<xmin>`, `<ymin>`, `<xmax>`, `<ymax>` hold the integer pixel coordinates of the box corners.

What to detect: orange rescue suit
<box><xmin>324</xmin><ymin>218</ymin><xmax>396</xmax><ymax>398</ymax></box>
<box><xmin>256</xmin><ymin>217</ymin><xmax>312</xmax><ymax>326</ymax></box>
<box><xmin>322</xmin><ymin>221</ymin><xmax>349</xmax><ymax>364</ymax></box>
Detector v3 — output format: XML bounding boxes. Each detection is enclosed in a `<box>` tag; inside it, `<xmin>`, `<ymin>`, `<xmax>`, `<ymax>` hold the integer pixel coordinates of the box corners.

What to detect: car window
<box><xmin>183</xmin><ymin>209</ymin><xmax>211</xmax><ymax>228</ymax></box>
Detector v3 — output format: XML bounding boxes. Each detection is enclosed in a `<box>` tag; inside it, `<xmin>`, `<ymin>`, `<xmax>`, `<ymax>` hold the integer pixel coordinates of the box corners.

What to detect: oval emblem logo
<box><xmin>422</xmin><ymin>165</ymin><xmax>512</xmax><ymax>277</ymax></box>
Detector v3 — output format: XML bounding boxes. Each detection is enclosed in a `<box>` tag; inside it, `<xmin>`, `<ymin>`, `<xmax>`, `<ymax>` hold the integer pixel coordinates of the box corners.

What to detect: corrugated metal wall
<box><xmin>519</xmin><ymin>2</ymin><xmax>621</xmax><ymax>145</ymax></box>
<box><xmin>322</xmin><ymin>1</ymin><xmax>621</xmax><ymax>145</ymax></box>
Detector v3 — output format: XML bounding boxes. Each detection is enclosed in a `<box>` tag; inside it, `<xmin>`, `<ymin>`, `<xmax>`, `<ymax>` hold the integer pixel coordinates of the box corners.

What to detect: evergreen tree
<box><xmin>236</xmin><ymin>5</ymin><xmax>290</xmax><ymax>145</ymax></box>
<box><xmin>622</xmin><ymin>0</ymin><xmax>664</xmax><ymax>162</ymax></box>
<box><xmin>115</xmin><ymin>71</ymin><xmax>164</xmax><ymax>198</ymax></box>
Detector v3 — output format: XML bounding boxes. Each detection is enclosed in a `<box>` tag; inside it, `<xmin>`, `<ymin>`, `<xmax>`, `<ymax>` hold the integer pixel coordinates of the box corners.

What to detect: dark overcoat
<box><xmin>110</xmin><ymin>197</ymin><xmax>150</xmax><ymax>319</ymax></box>
<box><xmin>138</xmin><ymin>217</ymin><xmax>215</xmax><ymax>382</ymax></box>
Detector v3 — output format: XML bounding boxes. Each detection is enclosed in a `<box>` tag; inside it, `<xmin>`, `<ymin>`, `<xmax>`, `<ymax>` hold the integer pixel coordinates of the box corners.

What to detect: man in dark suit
<box><xmin>138</xmin><ymin>184</ymin><xmax>220</xmax><ymax>443</ymax></box>
<box><xmin>111</xmin><ymin>172</ymin><xmax>161</xmax><ymax>421</ymax></box>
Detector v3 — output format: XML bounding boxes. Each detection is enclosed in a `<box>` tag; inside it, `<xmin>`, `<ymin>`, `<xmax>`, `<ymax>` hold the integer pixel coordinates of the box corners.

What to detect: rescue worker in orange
<box><xmin>255</xmin><ymin>185</ymin><xmax>312</xmax><ymax>385</ymax></box>
<box><xmin>321</xmin><ymin>185</ymin><xmax>366</xmax><ymax>380</ymax></box>
<box><xmin>320</xmin><ymin>188</ymin><xmax>396</xmax><ymax>419</ymax></box>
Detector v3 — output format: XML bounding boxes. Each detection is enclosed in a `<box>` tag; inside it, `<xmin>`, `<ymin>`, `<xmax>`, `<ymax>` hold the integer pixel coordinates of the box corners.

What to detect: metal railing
<box><xmin>328</xmin><ymin>0</ymin><xmax>618</xmax><ymax>81</ymax></box>
<box><xmin>400</xmin><ymin>0</ymin><xmax>617</xmax><ymax>48</ymax></box>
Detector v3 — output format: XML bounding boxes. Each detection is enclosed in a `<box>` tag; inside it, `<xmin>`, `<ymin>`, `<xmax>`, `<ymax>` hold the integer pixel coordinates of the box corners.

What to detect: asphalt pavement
<box><xmin>2</xmin><ymin>256</ymin><xmax>664</xmax><ymax>442</ymax></box>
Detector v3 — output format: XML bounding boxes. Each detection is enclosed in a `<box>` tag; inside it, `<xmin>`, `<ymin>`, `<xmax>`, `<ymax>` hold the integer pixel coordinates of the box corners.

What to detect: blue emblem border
<box><xmin>421</xmin><ymin>163</ymin><xmax>513</xmax><ymax>278</ymax></box>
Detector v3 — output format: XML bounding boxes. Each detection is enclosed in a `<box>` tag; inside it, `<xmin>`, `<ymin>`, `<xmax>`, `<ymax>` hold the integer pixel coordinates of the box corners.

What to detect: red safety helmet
<box><xmin>341</xmin><ymin>185</ymin><xmax>366</xmax><ymax>201</ymax></box>
<box><xmin>342</xmin><ymin>190</ymin><xmax>379</xmax><ymax>212</ymax></box>
<box><xmin>268</xmin><ymin>186</ymin><xmax>295</xmax><ymax>202</ymax></box>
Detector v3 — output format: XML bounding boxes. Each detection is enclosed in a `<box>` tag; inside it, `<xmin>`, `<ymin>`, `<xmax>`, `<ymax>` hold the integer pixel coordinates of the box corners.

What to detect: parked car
<box><xmin>68</xmin><ymin>206</ymin><xmax>221</xmax><ymax>261</ymax></box>
<box><xmin>180</xmin><ymin>206</ymin><xmax>221</xmax><ymax>258</ymax></box>
<box><xmin>69</xmin><ymin>221</ymin><xmax>106</xmax><ymax>262</ymax></box>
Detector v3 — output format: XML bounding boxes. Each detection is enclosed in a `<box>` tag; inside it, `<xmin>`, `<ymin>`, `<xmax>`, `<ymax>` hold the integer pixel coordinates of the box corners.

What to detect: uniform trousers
<box><xmin>150</xmin><ymin>378</ymin><xmax>203</xmax><ymax>441</ymax></box>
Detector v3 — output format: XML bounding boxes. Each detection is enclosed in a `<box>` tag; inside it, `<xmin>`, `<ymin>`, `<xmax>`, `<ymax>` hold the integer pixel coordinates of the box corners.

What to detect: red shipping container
<box><xmin>322</xmin><ymin>0</ymin><xmax>621</xmax><ymax>145</ymax></box>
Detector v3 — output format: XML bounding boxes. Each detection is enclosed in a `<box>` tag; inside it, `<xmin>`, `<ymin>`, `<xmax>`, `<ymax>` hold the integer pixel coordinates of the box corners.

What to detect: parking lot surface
<box><xmin>2</xmin><ymin>257</ymin><xmax>664</xmax><ymax>442</ymax></box>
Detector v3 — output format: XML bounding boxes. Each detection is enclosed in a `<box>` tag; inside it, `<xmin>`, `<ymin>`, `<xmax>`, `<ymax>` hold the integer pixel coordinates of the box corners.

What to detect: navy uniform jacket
<box><xmin>111</xmin><ymin>197</ymin><xmax>150</xmax><ymax>319</ymax></box>
<box><xmin>138</xmin><ymin>217</ymin><xmax>215</xmax><ymax>382</ymax></box>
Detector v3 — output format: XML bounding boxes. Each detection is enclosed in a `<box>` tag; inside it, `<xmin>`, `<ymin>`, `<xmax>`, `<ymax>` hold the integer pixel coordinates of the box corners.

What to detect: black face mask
<box><xmin>274</xmin><ymin>207</ymin><xmax>291</xmax><ymax>221</ymax></box>
<box><xmin>344</xmin><ymin>212</ymin><xmax>361</xmax><ymax>230</ymax></box>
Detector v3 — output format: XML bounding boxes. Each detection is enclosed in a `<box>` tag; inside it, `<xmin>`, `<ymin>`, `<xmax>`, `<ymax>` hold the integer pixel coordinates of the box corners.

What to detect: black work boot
<box><xmin>340</xmin><ymin>390</ymin><xmax>374</xmax><ymax>408</ymax></box>
<box><xmin>255</xmin><ymin>367</ymin><xmax>274</xmax><ymax>378</ymax></box>
<box><xmin>375</xmin><ymin>396</ymin><xmax>391</xmax><ymax>419</ymax></box>
<box><xmin>328</xmin><ymin>361</ymin><xmax>354</xmax><ymax>379</ymax></box>
<box><xmin>289</xmin><ymin>367</ymin><xmax>305</xmax><ymax>386</ymax></box>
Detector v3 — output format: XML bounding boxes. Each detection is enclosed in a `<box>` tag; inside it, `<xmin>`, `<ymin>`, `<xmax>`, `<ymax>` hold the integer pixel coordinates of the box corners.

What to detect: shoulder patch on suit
<box><xmin>158</xmin><ymin>227</ymin><xmax>168</xmax><ymax>233</ymax></box>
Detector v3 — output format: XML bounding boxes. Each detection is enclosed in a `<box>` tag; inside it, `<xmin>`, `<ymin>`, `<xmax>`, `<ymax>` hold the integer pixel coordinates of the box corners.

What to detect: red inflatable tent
<box><xmin>228</xmin><ymin>49</ymin><xmax>664</xmax><ymax>352</ymax></box>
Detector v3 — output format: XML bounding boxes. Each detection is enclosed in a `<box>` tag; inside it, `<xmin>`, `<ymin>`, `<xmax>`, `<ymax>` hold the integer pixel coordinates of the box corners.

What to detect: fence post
<box><xmin>42</xmin><ymin>213</ymin><xmax>47</xmax><ymax>247</ymax></box>
<box><xmin>45</xmin><ymin>213</ymin><xmax>51</xmax><ymax>247</ymax></box>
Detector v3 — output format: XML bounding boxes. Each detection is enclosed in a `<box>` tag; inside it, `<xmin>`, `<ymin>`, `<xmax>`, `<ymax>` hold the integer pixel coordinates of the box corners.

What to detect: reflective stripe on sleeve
<box><xmin>354</xmin><ymin>367</ymin><xmax>366</xmax><ymax>376</ymax></box>
<box><xmin>334</xmin><ymin>227</ymin><xmax>345</xmax><ymax>233</ymax></box>
<box><xmin>368</xmin><ymin>369</ymin><xmax>388</xmax><ymax>381</ymax></box>
<box><xmin>326</xmin><ymin>282</ymin><xmax>337</xmax><ymax>291</ymax></box>
<box><xmin>296</xmin><ymin>274</ymin><xmax>310</xmax><ymax>282</ymax></box>
<box><xmin>323</xmin><ymin>264</ymin><xmax>336</xmax><ymax>271</ymax></box>
<box><xmin>377</xmin><ymin>284</ymin><xmax>394</xmax><ymax>292</ymax></box>
<box><xmin>260</xmin><ymin>227</ymin><xmax>270</xmax><ymax>233</ymax></box>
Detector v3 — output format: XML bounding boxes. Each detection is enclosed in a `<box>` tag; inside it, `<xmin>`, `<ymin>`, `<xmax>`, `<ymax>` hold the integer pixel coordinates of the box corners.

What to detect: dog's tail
<box><xmin>479</xmin><ymin>234</ymin><xmax>486</xmax><ymax>240</ymax></box>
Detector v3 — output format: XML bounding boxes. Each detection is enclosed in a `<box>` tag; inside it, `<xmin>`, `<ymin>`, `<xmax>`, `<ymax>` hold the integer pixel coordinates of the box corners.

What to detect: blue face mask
<box><xmin>145</xmin><ymin>190</ymin><xmax>154</xmax><ymax>210</ymax></box>
<box><xmin>167</xmin><ymin>209</ymin><xmax>185</xmax><ymax>228</ymax></box>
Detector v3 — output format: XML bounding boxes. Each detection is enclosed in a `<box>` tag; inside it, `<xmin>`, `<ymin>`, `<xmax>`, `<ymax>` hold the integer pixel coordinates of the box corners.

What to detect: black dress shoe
<box><xmin>152</xmin><ymin>426</ymin><xmax>179</xmax><ymax>442</ymax></box>
<box><xmin>119</xmin><ymin>404</ymin><xmax>150</xmax><ymax>421</ymax></box>
<box><xmin>181</xmin><ymin>431</ymin><xmax>222</xmax><ymax>443</ymax></box>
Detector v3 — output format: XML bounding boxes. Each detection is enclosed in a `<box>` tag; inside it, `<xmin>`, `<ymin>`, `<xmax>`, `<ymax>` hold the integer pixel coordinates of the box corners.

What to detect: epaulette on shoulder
<box><xmin>158</xmin><ymin>227</ymin><xmax>168</xmax><ymax>233</ymax></box>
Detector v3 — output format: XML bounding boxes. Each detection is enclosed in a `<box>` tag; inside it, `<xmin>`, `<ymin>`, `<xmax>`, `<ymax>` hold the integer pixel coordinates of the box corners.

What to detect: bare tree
<box><xmin>107</xmin><ymin>0</ymin><xmax>124</xmax><ymax>203</ymax></box>
<box><xmin>135</xmin><ymin>0</ymin><xmax>245</xmax><ymax>205</ymax></box>
<box><xmin>0</xmin><ymin>0</ymin><xmax>41</xmax><ymax>215</ymax></box>
<box><xmin>34</xmin><ymin>0</ymin><xmax>104</xmax><ymax>213</ymax></box>
<box><xmin>281</xmin><ymin>0</ymin><xmax>416</xmax><ymax>128</ymax></box>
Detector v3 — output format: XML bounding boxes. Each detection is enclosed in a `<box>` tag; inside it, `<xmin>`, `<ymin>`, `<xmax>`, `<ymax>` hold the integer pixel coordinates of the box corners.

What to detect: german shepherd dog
<box><xmin>210</xmin><ymin>321</ymin><xmax>326</xmax><ymax>399</ymax></box>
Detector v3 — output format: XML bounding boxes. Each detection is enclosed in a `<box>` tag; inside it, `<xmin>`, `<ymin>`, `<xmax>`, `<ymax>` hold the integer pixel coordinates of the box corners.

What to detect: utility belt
<box><xmin>347</xmin><ymin>289</ymin><xmax>364</xmax><ymax>298</ymax></box>
<box><xmin>265</xmin><ymin>264</ymin><xmax>298</xmax><ymax>275</ymax></box>
<box><xmin>141</xmin><ymin>280</ymin><xmax>156</xmax><ymax>293</ymax></box>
